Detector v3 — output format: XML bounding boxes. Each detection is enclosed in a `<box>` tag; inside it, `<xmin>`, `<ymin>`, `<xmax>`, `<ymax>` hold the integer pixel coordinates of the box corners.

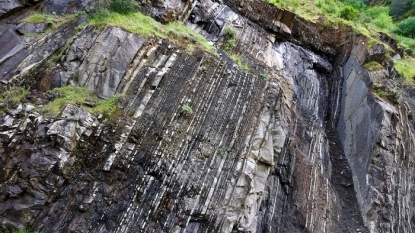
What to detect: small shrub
<box><xmin>222</xmin><ymin>27</ymin><xmax>236</xmax><ymax>39</ymax></box>
<box><xmin>365</xmin><ymin>6</ymin><xmax>390</xmax><ymax>19</ymax></box>
<box><xmin>372</xmin><ymin>12</ymin><xmax>394</xmax><ymax>30</ymax></box>
<box><xmin>110</xmin><ymin>0</ymin><xmax>138</xmax><ymax>14</ymax></box>
<box><xmin>181</xmin><ymin>104</ymin><xmax>193</xmax><ymax>116</ymax></box>
<box><xmin>340</xmin><ymin>5</ymin><xmax>360</xmax><ymax>21</ymax></box>
<box><xmin>222</xmin><ymin>27</ymin><xmax>237</xmax><ymax>50</ymax></box>
<box><xmin>46</xmin><ymin>16</ymin><xmax>55</xmax><ymax>26</ymax></box>
<box><xmin>316</xmin><ymin>0</ymin><xmax>339</xmax><ymax>14</ymax></box>
<box><xmin>395</xmin><ymin>17</ymin><xmax>415</xmax><ymax>38</ymax></box>
<box><xmin>94</xmin><ymin>8</ymin><xmax>111</xmax><ymax>21</ymax></box>
<box><xmin>339</xmin><ymin>0</ymin><xmax>366</xmax><ymax>10</ymax></box>
<box><xmin>225</xmin><ymin>38</ymin><xmax>236</xmax><ymax>50</ymax></box>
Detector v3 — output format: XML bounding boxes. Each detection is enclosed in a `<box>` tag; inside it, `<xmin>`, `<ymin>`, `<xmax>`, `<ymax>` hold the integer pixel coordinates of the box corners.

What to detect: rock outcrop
<box><xmin>0</xmin><ymin>0</ymin><xmax>415</xmax><ymax>233</ymax></box>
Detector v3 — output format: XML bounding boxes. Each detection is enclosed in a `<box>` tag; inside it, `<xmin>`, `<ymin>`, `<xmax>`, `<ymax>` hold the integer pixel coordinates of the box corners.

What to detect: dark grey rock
<box><xmin>16</xmin><ymin>22</ymin><xmax>47</xmax><ymax>34</ymax></box>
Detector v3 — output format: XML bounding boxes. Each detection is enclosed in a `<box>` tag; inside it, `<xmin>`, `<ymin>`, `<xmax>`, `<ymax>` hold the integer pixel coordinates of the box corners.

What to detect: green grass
<box><xmin>394</xmin><ymin>57</ymin><xmax>415</xmax><ymax>81</ymax></box>
<box><xmin>265</xmin><ymin>0</ymin><xmax>415</xmax><ymax>83</ymax></box>
<box><xmin>180</xmin><ymin>104</ymin><xmax>193</xmax><ymax>116</ymax></box>
<box><xmin>24</xmin><ymin>13</ymin><xmax>46</xmax><ymax>24</ymax></box>
<box><xmin>396</xmin><ymin>35</ymin><xmax>415</xmax><ymax>51</ymax></box>
<box><xmin>0</xmin><ymin>86</ymin><xmax>29</xmax><ymax>107</ymax></box>
<box><xmin>372</xmin><ymin>87</ymin><xmax>388</xmax><ymax>99</ymax></box>
<box><xmin>22</xmin><ymin>13</ymin><xmax>76</xmax><ymax>40</ymax></box>
<box><xmin>41</xmin><ymin>86</ymin><xmax>122</xmax><ymax>118</ymax></box>
<box><xmin>364</xmin><ymin>60</ymin><xmax>384</xmax><ymax>71</ymax></box>
<box><xmin>265</xmin><ymin>0</ymin><xmax>415</xmax><ymax>53</ymax></box>
<box><xmin>89</xmin><ymin>12</ymin><xmax>216</xmax><ymax>54</ymax></box>
<box><xmin>228</xmin><ymin>53</ymin><xmax>248</xmax><ymax>70</ymax></box>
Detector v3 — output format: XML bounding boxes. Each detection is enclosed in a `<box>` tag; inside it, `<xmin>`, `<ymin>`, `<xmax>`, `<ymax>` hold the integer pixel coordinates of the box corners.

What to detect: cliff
<box><xmin>0</xmin><ymin>0</ymin><xmax>414</xmax><ymax>233</ymax></box>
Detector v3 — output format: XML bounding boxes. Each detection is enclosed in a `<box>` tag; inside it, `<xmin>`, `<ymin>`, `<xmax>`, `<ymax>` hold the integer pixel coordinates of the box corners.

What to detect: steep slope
<box><xmin>0</xmin><ymin>0</ymin><xmax>415</xmax><ymax>233</ymax></box>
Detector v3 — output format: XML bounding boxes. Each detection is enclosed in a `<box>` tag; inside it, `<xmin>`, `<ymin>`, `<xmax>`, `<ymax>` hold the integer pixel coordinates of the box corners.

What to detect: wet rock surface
<box><xmin>1</xmin><ymin>0</ymin><xmax>415</xmax><ymax>233</ymax></box>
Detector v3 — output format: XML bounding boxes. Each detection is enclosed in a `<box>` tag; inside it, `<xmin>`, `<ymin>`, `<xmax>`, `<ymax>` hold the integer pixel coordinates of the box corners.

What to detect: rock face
<box><xmin>0</xmin><ymin>0</ymin><xmax>415</xmax><ymax>233</ymax></box>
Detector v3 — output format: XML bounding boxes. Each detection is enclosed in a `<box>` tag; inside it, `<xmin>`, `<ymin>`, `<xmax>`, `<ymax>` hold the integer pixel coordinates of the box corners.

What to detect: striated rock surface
<box><xmin>0</xmin><ymin>0</ymin><xmax>415</xmax><ymax>233</ymax></box>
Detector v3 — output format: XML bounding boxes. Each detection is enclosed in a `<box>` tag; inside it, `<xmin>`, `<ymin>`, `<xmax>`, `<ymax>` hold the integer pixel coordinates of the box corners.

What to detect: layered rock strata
<box><xmin>0</xmin><ymin>0</ymin><xmax>414</xmax><ymax>232</ymax></box>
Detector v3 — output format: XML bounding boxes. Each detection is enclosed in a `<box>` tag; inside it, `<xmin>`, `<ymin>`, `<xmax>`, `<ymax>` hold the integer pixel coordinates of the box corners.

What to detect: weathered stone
<box><xmin>1</xmin><ymin>1</ymin><xmax>415</xmax><ymax>233</ymax></box>
<box><xmin>16</xmin><ymin>22</ymin><xmax>47</xmax><ymax>34</ymax></box>
<box><xmin>0</xmin><ymin>0</ymin><xmax>23</xmax><ymax>18</ymax></box>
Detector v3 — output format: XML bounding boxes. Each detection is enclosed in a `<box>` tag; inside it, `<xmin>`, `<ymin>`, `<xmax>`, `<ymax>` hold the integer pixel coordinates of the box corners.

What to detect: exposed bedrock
<box><xmin>0</xmin><ymin>0</ymin><xmax>415</xmax><ymax>233</ymax></box>
<box><xmin>334</xmin><ymin>40</ymin><xmax>415</xmax><ymax>233</ymax></box>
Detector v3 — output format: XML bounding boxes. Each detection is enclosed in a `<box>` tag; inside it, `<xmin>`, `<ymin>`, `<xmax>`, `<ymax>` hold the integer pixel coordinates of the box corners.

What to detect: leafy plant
<box><xmin>46</xmin><ymin>16</ymin><xmax>55</xmax><ymax>26</ymax></box>
<box><xmin>340</xmin><ymin>5</ymin><xmax>360</xmax><ymax>21</ymax></box>
<box><xmin>372</xmin><ymin>12</ymin><xmax>395</xmax><ymax>30</ymax></box>
<box><xmin>395</xmin><ymin>17</ymin><xmax>415</xmax><ymax>38</ymax></box>
<box><xmin>110</xmin><ymin>0</ymin><xmax>138</xmax><ymax>14</ymax></box>
<box><xmin>365</xmin><ymin>6</ymin><xmax>390</xmax><ymax>19</ymax></box>
<box><xmin>339</xmin><ymin>0</ymin><xmax>366</xmax><ymax>10</ymax></box>
<box><xmin>181</xmin><ymin>104</ymin><xmax>193</xmax><ymax>116</ymax></box>
<box><xmin>222</xmin><ymin>27</ymin><xmax>237</xmax><ymax>50</ymax></box>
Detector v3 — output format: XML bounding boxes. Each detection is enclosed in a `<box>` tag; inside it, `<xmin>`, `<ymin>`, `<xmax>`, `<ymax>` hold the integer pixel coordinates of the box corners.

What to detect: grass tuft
<box><xmin>24</xmin><ymin>13</ymin><xmax>45</xmax><ymax>24</ymax></box>
<box><xmin>41</xmin><ymin>86</ymin><xmax>121</xmax><ymax>118</ymax></box>
<box><xmin>0</xmin><ymin>87</ymin><xmax>29</xmax><ymax>110</ymax></box>
<box><xmin>89</xmin><ymin>12</ymin><xmax>216</xmax><ymax>54</ymax></box>
<box><xmin>394</xmin><ymin>57</ymin><xmax>415</xmax><ymax>82</ymax></box>
<box><xmin>364</xmin><ymin>60</ymin><xmax>384</xmax><ymax>71</ymax></box>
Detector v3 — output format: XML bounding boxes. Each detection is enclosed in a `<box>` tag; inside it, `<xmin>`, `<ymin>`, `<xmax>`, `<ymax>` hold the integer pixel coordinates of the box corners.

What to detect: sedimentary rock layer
<box><xmin>0</xmin><ymin>0</ymin><xmax>415</xmax><ymax>232</ymax></box>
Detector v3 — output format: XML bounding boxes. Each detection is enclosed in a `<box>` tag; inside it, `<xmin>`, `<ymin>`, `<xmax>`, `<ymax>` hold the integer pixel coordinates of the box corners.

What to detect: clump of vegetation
<box><xmin>222</xmin><ymin>27</ymin><xmax>237</xmax><ymax>50</ymax></box>
<box><xmin>372</xmin><ymin>86</ymin><xmax>401</xmax><ymax>101</ymax></box>
<box><xmin>395</xmin><ymin>17</ymin><xmax>415</xmax><ymax>38</ymax></box>
<box><xmin>21</xmin><ymin>13</ymin><xmax>76</xmax><ymax>41</ymax></box>
<box><xmin>89</xmin><ymin>12</ymin><xmax>216</xmax><ymax>54</ymax></box>
<box><xmin>227</xmin><ymin>53</ymin><xmax>250</xmax><ymax>72</ymax></box>
<box><xmin>260</xmin><ymin>73</ymin><xmax>270</xmax><ymax>81</ymax></box>
<box><xmin>110</xmin><ymin>0</ymin><xmax>138</xmax><ymax>14</ymax></box>
<box><xmin>180</xmin><ymin>104</ymin><xmax>193</xmax><ymax>116</ymax></box>
<box><xmin>373</xmin><ymin>13</ymin><xmax>394</xmax><ymax>30</ymax></box>
<box><xmin>394</xmin><ymin>57</ymin><xmax>415</xmax><ymax>82</ymax></box>
<box><xmin>266</xmin><ymin>0</ymin><xmax>415</xmax><ymax>84</ymax></box>
<box><xmin>0</xmin><ymin>87</ymin><xmax>29</xmax><ymax>112</ymax></box>
<box><xmin>23</xmin><ymin>13</ymin><xmax>73</xmax><ymax>28</ymax></box>
<box><xmin>95</xmin><ymin>0</ymin><xmax>138</xmax><ymax>16</ymax></box>
<box><xmin>364</xmin><ymin>60</ymin><xmax>384</xmax><ymax>71</ymax></box>
<box><xmin>340</xmin><ymin>5</ymin><xmax>359</xmax><ymax>21</ymax></box>
<box><xmin>24</xmin><ymin>13</ymin><xmax>46</xmax><ymax>24</ymax></box>
<box><xmin>41</xmin><ymin>86</ymin><xmax>122</xmax><ymax>118</ymax></box>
